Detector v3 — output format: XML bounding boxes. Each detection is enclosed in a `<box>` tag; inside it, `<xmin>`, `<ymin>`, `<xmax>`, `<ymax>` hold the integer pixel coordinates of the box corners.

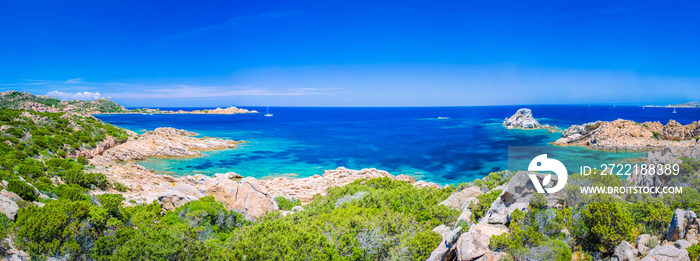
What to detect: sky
<box><xmin>0</xmin><ymin>0</ymin><xmax>699</xmax><ymax>107</ymax></box>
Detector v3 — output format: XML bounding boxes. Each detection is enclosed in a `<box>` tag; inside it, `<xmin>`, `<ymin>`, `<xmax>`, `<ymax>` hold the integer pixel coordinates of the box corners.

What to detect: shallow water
<box><xmin>95</xmin><ymin>105</ymin><xmax>700</xmax><ymax>184</ymax></box>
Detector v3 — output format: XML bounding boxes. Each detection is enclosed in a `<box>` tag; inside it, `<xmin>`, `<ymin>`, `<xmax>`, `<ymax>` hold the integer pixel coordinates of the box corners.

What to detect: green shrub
<box><xmin>77</xmin><ymin>156</ymin><xmax>88</xmax><ymax>165</ymax></box>
<box><xmin>470</xmin><ymin>189</ymin><xmax>502</xmax><ymax>222</ymax></box>
<box><xmin>473</xmin><ymin>171</ymin><xmax>511</xmax><ymax>190</ymax></box>
<box><xmin>406</xmin><ymin>229</ymin><xmax>442</xmax><ymax>260</ymax></box>
<box><xmin>112</xmin><ymin>182</ymin><xmax>128</xmax><ymax>192</ymax></box>
<box><xmin>582</xmin><ymin>202</ymin><xmax>634</xmax><ymax>254</ymax></box>
<box><xmin>163</xmin><ymin>196</ymin><xmax>247</xmax><ymax>233</ymax></box>
<box><xmin>274</xmin><ymin>196</ymin><xmax>301</xmax><ymax>210</ymax></box>
<box><xmin>529</xmin><ymin>193</ymin><xmax>548</xmax><ymax>210</ymax></box>
<box><xmin>628</xmin><ymin>197</ymin><xmax>673</xmax><ymax>235</ymax></box>
<box><xmin>0</xmin><ymin>214</ymin><xmax>14</xmax><ymax>239</ymax></box>
<box><xmin>15</xmin><ymin>200</ymin><xmax>109</xmax><ymax>257</ymax></box>
<box><xmin>456</xmin><ymin>219</ymin><xmax>470</xmax><ymax>233</ymax></box>
<box><xmin>688</xmin><ymin>244</ymin><xmax>700</xmax><ymax>261</ymax></box>
<box><xmin>55</xmin><ymin>184</ymin><xmax>88</xmax><ymax>201</ymax></box>
<box><xmin>98</xmin><ymin>194</ymin><xmax>124</xmax><ymax>218</ymax></box>
<box><xmin>7</xmin><ymin>179</ymin><xmax>38</xmax><ymax>202</ymax></box>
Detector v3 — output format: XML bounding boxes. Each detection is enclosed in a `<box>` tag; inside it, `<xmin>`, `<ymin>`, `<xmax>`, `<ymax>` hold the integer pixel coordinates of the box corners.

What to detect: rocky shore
<box><xmin>553</xmin><ymin>119</ymin><xmax>700</xmax><ymax>150</ymax></box>
<box><xmin>87</xmin><ymin>127</ymin><xmax>442</xmax><ymax>221</ymax></box>
<box><xmin>259</xmin><ymin>167</ymin><xmax>442</xmax><ymax>203</ymax></box>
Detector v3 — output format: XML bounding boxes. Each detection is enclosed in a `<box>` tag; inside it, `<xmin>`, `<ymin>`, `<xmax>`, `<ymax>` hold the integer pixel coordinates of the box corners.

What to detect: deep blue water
<box><xmin>95</xmin><ymin>105</ymin><xmax>700</xmax><ymax>184</ymax></box>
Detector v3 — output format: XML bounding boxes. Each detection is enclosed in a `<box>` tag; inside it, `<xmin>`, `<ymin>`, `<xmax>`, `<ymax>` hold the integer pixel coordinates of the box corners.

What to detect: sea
<box><xmin>94</xmin><ymin>105</ymin><xmax>700</xmax><ymax>185</ymax></box>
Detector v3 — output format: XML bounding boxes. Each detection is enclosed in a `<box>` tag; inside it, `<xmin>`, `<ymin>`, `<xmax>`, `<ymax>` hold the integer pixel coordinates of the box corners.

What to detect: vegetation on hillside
<box><xmin>0</xmin><ymin>109</ymin><xmax>130</xmax><ymax>194</ymax></box>
<box><xmin>0</xmin><ymin>90</ymin><xmax>127</xmax><ymax>113</ymax></box>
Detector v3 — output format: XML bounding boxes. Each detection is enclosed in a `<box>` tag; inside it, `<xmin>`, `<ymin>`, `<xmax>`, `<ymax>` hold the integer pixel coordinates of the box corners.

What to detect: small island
<box><xmin>503</xmin><ymin>108</ymin><xmax>558</xmax><ymax>131</ymax></box>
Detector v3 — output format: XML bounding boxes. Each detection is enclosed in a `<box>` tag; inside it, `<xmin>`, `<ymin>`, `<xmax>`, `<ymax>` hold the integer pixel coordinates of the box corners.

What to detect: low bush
<box><xmin>582</xmin><ymin>202</ymin><xmax>634</xmax><ymax>254</ymax></box>
<box><xmin>470</xmin><ymin>189</ymin><xmax>502</xmax><ymax>222</ymax></box>
<box><xmin>687</xmin><ymin>244</ymin><xmax>700</xmax><ymax>261</ymax></box>
<box><xmin>15</xmin><ymin>200</ymin><xmax>109</xmax><ymax>258</ymax></box>
<box><xmin>7</xmin><ymin>179</ymin><xmax>38</xmax><ymax>202</ymax></box>
<box><xmin>274</xmin><ymin>196</ymin><xmax>301</xmax><ymax>210</ymax></box>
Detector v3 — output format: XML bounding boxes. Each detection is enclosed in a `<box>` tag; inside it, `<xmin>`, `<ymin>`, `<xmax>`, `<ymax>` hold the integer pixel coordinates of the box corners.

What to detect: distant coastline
<box><xmin>105</xmin><ymin>106</ymin><xmax>258</xmax><ymax>115</ymax></box>
<box><xmin>644</xmin><ymin>101</ymin><xmax>700</xmax><ymax>108</ymax></box>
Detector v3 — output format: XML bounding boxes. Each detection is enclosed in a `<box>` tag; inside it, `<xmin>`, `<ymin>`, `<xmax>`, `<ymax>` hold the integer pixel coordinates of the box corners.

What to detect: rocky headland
<box><xmin>553</xmin><ymin>119</ymin><xmax>700</xmax><ymax>150</ymax></box>
<box><xmin>96</xmin><ymin>127</ymin><xmax>243</xmax><ymax>161</ymax></box>
<box><xmin>503</xmin><ymin>108</ymin><xmax>559</xmax><ymax>131</ymax></box>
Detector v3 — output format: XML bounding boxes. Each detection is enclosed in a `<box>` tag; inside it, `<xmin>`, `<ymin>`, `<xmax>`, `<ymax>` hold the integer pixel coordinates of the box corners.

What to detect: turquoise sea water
<box><xmin>94</xmin><ymin>105</ymin><xmax>700</xmax><ymax>184</ymax></box>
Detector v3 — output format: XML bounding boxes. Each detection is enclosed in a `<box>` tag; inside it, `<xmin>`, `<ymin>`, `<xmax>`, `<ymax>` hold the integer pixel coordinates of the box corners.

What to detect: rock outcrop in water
<box><xmin>553</xmin><ymin>119</ymin><xmax>700</xmax><ymax>150</ymax></box>
<box><xmin>503</xmin><ymin>108</ymin><xmax>541</xmax><ymax>129</ymax></box>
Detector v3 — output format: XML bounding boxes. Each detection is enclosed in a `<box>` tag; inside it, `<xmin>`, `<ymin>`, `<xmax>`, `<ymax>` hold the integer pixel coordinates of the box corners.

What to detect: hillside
<box><xmin>0</xmin><ymin>90</ymin><xmax>128</xmax><ymax>113</ymax></box>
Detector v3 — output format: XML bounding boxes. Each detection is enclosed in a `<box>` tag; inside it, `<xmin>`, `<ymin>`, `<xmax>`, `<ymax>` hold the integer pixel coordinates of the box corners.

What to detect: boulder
<box><xmin>204</xmin><ymin>177</ymin><xmax>277</xmax><ymax>221</ymax></box>
<box><xmin>290</xmin><ymin>206</ymin><xmax>304</xmax><ymax>212</ymax></box>
<box><xmin>503</xmin><ymin>108</ymin><xmax>541</xmax><ymax>129</ymax></box>
<box><xmin>673</xmin><ymin>239</ymin><xmax>692</xmax><ymax>250</ymax></box>
<box><xmin>439</xmin><ymin>186</ymin><xmax>482</xmax><ymax>211</ymax></box>
<box><xmin>172</xmin><ymin>184</ymin><xmax>205</xmax><ymax>198</ymax></box>
<box><xmin>0</xmin><ymin>238</ymin><xmax>30</xmax><ymax>260</ymax></box>
<box><xmin>0</xmin><ymin>193</ymin><xmax>19</xmax><ymax>220</ymax></box>
<box><xmin>475</xmin><ymin>251</ymin><xmax>505</xmax><ymax>261</ymax></box>
<box><xmin>432</xmin><ymin>225</ymin><xmax>451</xmax><ymax>239</ymax></box>
<box><xmin>457</xmin><ymin>208</ymin><xmax>473</xmax><ymax>225</ymax></box>
<box><xmin>640</xmin><ymin>245</ymin><xmax>690</xmax><ymax>261</ymax></box>
<box><xmin>666</xmin><ymin>209</ymin><xmax>686</xmax><ymax>241</ymax></box>
<box><xmin>637</xmin><ymin>234</ymin><xmax>651</xmax><ymax>255</ymax></box>
<box><xmin>0</xmin><ymin>190</ymin><xmax>22</xmax><ymax>203</ymax></box>
<box><xmin>453</xmin><ymin>224</ymin><xmax>507</xmax><ymax>261</ymax></box>
<box><xmin>481</xmin><ymin>171</ymin><xmax>565</xmax><ymax>226</ymax></box>
<box><xmin>612</xmin><ymin>240</ymin><xmax>639</xmax><ymax>261</ymax></box>
<box><xmin>157</xmin><ymin>189</ymin><xmax>198</xmax><ymax>212</ymax></box>
<box><xmin>213</xmin><ymin>172</ymin><xmax>244</xmax><ymax>179</ymax></box>
<box><xmin>666</xmin><ymin>209</ymin><xmax>699</xmax><ymax>243</ymax></box>
<box><xmin>455</xmin><ymin>230</ymin><xmax>490</xmax><ymax>261</ymax></box>
<box><xmin>427</xmin><ymin>226</ymin><xmax>462</xmax><ymax>261</ymax></box>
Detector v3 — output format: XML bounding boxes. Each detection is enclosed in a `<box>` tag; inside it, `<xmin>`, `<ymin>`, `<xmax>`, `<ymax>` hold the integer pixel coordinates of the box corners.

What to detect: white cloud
<box><xmin>46</xmin><ymin>91</ymin><xmax>105</xmax><ymax>101</ymax></box>
<box><xmin>110</xmin><ymin>85</ymin><xmax>339</xmax><ymax>99</ymax></box>
<box><xmin>65</xmin><ymin>78</ymin><xmax>84</xmax><ymax>84</ymax></box>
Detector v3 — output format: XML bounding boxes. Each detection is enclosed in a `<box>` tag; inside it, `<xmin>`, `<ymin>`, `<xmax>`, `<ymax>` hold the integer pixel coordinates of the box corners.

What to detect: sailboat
<box><xmin>265</xmin><ymin>105</ymin><xmax>273</xmax><ymax>117</ymax></box>
<box><xmin>673</xmin><ymin>108</ymin><xmax>677</xmax><ymax>114</ymax></box>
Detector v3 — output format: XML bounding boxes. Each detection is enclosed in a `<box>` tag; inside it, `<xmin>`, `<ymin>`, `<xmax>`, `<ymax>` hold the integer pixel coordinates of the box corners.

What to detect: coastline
<box><xmin>88</xmin><ymin>126</ymin><xmax>443</xmax><ymax>218</ymax></box>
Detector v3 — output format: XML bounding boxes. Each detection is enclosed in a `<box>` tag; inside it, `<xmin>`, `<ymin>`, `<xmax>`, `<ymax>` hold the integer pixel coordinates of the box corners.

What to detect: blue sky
<box><xmin>1</xmin><ymin>0</ymin><xmax>699</xmax><ymax>107</ymax></box>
